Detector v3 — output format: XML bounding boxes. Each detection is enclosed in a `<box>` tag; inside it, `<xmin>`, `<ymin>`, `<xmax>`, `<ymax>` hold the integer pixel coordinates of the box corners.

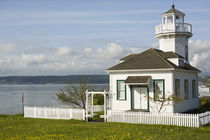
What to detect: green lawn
<box><xmin>0</xmin><ymin>115</ymin><xmax>210</xmax><ymax>140</ymax></box>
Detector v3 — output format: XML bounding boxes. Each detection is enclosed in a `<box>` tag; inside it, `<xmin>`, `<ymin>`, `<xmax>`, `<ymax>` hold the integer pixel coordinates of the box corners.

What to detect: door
<box><xmin>132</xmin><ymin>87</ymin><xmax>148</xmax><ymax>110</ymax></box>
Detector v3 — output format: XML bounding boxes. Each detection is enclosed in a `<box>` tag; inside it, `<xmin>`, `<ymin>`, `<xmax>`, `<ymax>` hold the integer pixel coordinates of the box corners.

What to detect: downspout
<box><xmin>171</xmin><ymin>71</ymin><xmax>175</xmax><ymax>113</ymax></box>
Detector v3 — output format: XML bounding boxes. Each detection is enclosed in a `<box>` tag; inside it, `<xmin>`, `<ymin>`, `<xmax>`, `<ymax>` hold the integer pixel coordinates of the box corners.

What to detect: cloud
<box><xmin>102</xmin><ymin>43</ymin><xmax>129</xmax><ymax>59</ymax></box>
<box><xmin>189</xmin><ymin>40</ymin><xmax>210</xmax><ymax>75</ymax></box>
<box><xmin>0</xmin><ymin>42</ymin><xmax>142</xmax><ymax>76</ymax></box>
<box><xmin>20</xmin><ymin>54</ymin><xmax>46</xmax><ymax>65</ymax></box>
<box><xmin>2</xmin><ymin>39</ymin><xmax>209</xmax><ymax>76</ymax></box>
<box><xmin>54</xmin><ymin>47</ymin><xmax>73</xmax><ymax>57</ymax></box>
<box><xmin>0</xmin><ymin>43</ymin><xmax>14</xmax><ymax>53</ymax></box>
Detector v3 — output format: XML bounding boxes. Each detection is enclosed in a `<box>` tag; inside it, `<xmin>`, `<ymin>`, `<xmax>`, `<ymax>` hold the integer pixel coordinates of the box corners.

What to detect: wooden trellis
<box><xmin>85</xmin><ymin>90</ymin><xmax>109</xmax><ymax>122</ymax></box>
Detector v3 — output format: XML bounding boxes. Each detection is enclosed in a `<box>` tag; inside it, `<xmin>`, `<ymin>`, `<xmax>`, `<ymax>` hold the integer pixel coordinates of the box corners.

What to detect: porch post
<box><xmin>91</xmin><ymin>92</ymin><xmax>94</xmax><ymax>117</ymax></box>
<box><xmin>85</xmin><ymin>90</ymin><xmax>88</xmax><ymax>122</ymax></box>
<box><xmin>104</xmin><ymin>90</ymin><xmax>107</xmax><ymax>122</ymax></box>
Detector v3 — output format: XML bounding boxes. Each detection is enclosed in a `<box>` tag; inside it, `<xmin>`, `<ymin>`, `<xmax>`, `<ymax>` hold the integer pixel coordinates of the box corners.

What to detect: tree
<box><xmin>56</xmin><ymin>78</ymin><xmax>105</xmax><ymax>109</ymax></box>
<box><xmin>146</xmin><ymin>91</ymin><xmax>182</xmax><ymax>113</ymax></box>
<box><xmin>56</xmin><ymin>78</ymin><xmax>95</xmax><ymax>109</ymax></box>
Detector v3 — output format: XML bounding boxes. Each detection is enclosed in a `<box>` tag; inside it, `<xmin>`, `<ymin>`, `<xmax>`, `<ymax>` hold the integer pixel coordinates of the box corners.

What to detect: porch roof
<box><xmin>124</xmin><ymin>76</ymin><xmax>151</xmax><ymax>85</ymax></box>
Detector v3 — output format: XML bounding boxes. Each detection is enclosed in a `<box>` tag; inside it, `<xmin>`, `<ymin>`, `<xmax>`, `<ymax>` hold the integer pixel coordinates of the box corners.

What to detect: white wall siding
<box><xmin>175</xmin><ymin>37</ymin><xmax>188</xmax><ymax>58</ymax></box>
<box><xmin>159</xmin><ymin>37</ymin><xmax>175</xmax><ymax>52</ymax></box>
<box><xmin>110</xmin><ymin>71</ymin><xmax>174</xmax><ymax>113</ymax></box>
<box><xmin>173</xmin><ymin>71</ymin><xmax>199</xmax><ymax>113</ymax></box>
<box><xmin>167</xmin><ymin>58</ymin><xmax>179</xmax><ymax>66</ymax></box>
<box><xmin>159</xmin><ymin>36</ymin><xmax>188</xmax><ymax>59</ymax></box>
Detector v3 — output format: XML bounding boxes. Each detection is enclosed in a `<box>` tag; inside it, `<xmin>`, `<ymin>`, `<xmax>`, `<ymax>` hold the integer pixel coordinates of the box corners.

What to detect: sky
<box><xmin>0</xmin><ymin>0</ymin><xmax>210</xmax><ymax>76</ymax></box>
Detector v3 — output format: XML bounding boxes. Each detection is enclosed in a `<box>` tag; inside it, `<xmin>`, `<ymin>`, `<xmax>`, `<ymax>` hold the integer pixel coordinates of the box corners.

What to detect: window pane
<box><xmin>117</xmin><ymin>81</ymin><xmax>126</xmax><ymax>100</ymax></box>
<box><xmin>184</xmin><ymin>80</ymin><xmax>189</xmax><ymax>99</ymax></box>
<box><xmin>179</xmin><ymin>59</ymin><xmax>184</xmax><ymax>67</ymax></box>
<box><xmin>163</xmin><ymin>17</ymin><xmax>166</xmax><ymax>24</ymax></box>
<box><xmin>119</xmin><ymin>82</ymin><xmax>125</xmax><ymax>89</ymax></box>
<box><xmin>176</xmin><ymin>16</ymin><xmax>180</xmax><ymax>23</ymax></box>
<box><xmin>192</xmin><ymin>80</ymin><xmax>196</xmax><ymax>98</ymax></box>
<box><xmin>119</xmin><ymin>90</ymin><xmax>125</xmax><ymax>99</ymax></box>
<box><xmin>154</xmin><ymin>80</ymin><xmax>164</xmax><ymax>99</ymax></box>
<box><xmin>167</xmin><ymin>16</ymin><xmax>173</xmax><ymax>23</ymax></box>
<box><xmin>175</xmin><ymin>79</ymin><xmax>180</xmax><ymax>96</ymax></box>
<box><xmin>155</xmin><ymin>81</ymin><xmax>163</xmax><ymax>94</ymax></box>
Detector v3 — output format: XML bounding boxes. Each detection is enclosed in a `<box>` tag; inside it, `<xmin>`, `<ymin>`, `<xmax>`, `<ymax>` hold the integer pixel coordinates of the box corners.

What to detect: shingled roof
<box><xmin>120</xmin><ymin>49</ymin><xmax>184</xmax><ymax>61</ymax></box>
<box><xmin>163</xmin><ymin>5</ymin><xmax>185</xmax><ymax>16</ymax></box>
<box><xmin>125</xmin><ymin>76</ymin><xmax>151</xmax><ymax>84</ymax></box>
<box><xmin>120</xmin><ymin>54</ymin><xmax>137</xmax><ymax>61</ymax></box>
<box><xmin>107</xmin><ymin>48</ymin><xmax>200</xmax><ymax>72</ymax></box>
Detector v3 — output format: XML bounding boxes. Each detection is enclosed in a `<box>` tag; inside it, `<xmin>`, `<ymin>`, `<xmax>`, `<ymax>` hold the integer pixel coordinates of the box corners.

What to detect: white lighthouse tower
<box><xmin>155</xmin><ymin>5</ymin><xmax>192</xmax><ymax>63</ymax></box>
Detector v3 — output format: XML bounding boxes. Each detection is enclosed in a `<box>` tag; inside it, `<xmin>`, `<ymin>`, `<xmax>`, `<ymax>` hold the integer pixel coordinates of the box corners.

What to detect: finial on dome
<box><xmin>172</xmin><ymin>4</ymin><xmax>175</xmax><ymax>9</ymax></box>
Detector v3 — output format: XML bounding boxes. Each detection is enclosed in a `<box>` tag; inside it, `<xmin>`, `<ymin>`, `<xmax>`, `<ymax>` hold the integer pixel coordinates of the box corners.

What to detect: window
<box><xmin>175</xmin><ymin>79</ymin><xmax>180</xmax><ymax>97</ymax></box>
<box><xmin>117</xmin><ymin>80</ymin><xmax>126</xmax><ymax>100</ymax></box>
<box><xmin>175</xmin><ymin>16</ymin><xmax>180</xmax><ymax>23</ymax></box>
<box><xmin>163</xmin><ymin>17</ymin><xmax>166</xmax><ymax>24</ymax></box>
<box><xmin>153</xmin><ymin>80</ymin><xmax>165</xmax><ymax>99</ymax></box>
<box><xmin>167</xmin><ymin>16</ymin><xmax>173</xmax><ymax>23</ymax></box>
<box><xmin>192</xmin><ymin>80</ymin><xmax>196</xmax><ymax>98</ymax></box>
<box><xmin>184</xmin><ymin>79</ymin><xmax>189</xmax><ymax>99</ymax></box>
<box><xmin>179</xmin><ymin>59</ymin><xmax>184</xmax><ymax>67</ymax></box>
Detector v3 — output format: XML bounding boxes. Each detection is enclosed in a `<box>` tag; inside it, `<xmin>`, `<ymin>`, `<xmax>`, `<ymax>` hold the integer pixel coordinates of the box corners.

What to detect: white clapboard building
<box><xmin>106</xmin><ymin>5</ymin><xmax>201</xmax><ymax>113</ymax></box>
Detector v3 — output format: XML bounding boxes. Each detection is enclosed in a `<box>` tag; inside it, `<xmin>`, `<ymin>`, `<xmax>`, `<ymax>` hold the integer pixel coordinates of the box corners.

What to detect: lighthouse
<box><xmin>155</xmin><ymin>5</ymin><xmax>192</xmax><ymax>63</ymax></box>
<box><xmin>107</xmin><ymin>5</ymin><xmax>200</xmax><ymax>113</ymax></box>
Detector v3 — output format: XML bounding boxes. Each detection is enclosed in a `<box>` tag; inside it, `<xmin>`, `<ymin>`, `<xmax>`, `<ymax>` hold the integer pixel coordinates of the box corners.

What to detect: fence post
<box><xmin>83</xmin><ymin>109</ymin><xmax>85</xmax><ymax>121</ymax></box>
<box><xmin>44</xmin><ymin>106</ymin><xmax>47</xmax><ymax>119</ymax></box>
<box><xmin>70</xmin><ymin>109</ymin><xmax>72</xmax><ymax>119</ymax></box>
<box><xmin>197</xmin><ymin>114</ymin><xmax>200</xmax><ymax>127</ymax></box>
<box><xmin>56</xmin><ymin>108</ymin><xmax>59</xmax><ymax>119</ymax></box>
<box><xmin>34</xmin><ymin>106</ymin><xmax>36</xmax><ymax>118</ymax></box>
<box><xmin>23</xmin><ymin>106</ymin><xmax>26</xmax><ymax>117</ymax></box>
<box><xmin>86</xmin><ymin>91</ymin><xmax>88</xmax><ymax>122</ymax></box>
<box><xmin>122</xmin><ymin>112</ymin><xmax>124</xmax><ymax>122</ymax></box>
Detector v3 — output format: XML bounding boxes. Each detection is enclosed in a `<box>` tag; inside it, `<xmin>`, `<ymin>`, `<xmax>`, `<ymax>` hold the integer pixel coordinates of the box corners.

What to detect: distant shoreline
<box><xmin>0</xmin><ymin>83</ymin><xmax>109</xmax><ymax>86</ymax></box>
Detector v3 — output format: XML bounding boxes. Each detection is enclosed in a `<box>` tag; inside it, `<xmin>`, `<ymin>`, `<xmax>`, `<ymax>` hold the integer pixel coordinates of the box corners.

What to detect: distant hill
<box><xmin>0</xmin><ymin>75</ymin><xmax>109</xmax><ymax>84</ymax></box>
<box><xmin>0</xmin><ymin>75</ymin><xmax>207</xmax><ymax>85</ymax></box>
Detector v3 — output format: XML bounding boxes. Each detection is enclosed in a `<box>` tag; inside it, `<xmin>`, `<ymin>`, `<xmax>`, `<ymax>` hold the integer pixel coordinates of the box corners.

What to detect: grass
<box><xmin>0</xmin><ymin>115</ymin><xmax>210</xmax><ymax>139</ymax></box>
<box><xmin>92</xmin><ymin>111</ymin><xmax>104</xmax><ymax>121</ymax></box>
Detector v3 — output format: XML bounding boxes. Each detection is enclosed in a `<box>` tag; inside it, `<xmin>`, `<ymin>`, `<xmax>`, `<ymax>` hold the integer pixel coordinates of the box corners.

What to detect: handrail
<box><xmin>155</xmin><ymin>23</ymin><xmax>192</xmax><ymax>35</ymax></box>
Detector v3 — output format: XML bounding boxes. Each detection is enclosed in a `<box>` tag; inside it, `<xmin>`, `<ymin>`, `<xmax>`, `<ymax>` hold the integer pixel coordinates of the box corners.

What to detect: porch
<box><xmin>125</xmin><ymin>76</ymin><xmax>151</xmax><ymax>111</ymax></box>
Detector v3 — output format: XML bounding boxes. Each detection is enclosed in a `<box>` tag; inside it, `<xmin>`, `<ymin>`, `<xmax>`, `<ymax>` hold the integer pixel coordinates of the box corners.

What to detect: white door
<box><xmin>133</xmin><ymin>87</ymin><xmax>140</xmax><ymax>109</ymax></box>
<box><xmin>139</xmin><ymin>87</ymin><xmax>148</xmax><ymax>110</ymax></box>
<box><xmin>133</xmin><ymin>87</ymin><xmax>148</xmax><ymax>110</ymax></box>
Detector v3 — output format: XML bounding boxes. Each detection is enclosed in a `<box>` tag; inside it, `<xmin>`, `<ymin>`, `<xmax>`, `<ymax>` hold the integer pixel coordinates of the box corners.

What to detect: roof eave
<box><xmin>126</xmin><ymin>83</ymin><xmax>148</xmax><ymax>85</ymax></box>
<box><xmin>174</xmin><ymin>68</ymin><xmax>201</xmax><ymax>73</ymax></box>
<box><xmin>106</xmin><ymin>68</ymin><xmax>175</xmax><ymax>73</ymax></box>
<box><xmin>162</xmin><ymin>12</ymin><xmax>185</xmax><ymax>16</ymax></box>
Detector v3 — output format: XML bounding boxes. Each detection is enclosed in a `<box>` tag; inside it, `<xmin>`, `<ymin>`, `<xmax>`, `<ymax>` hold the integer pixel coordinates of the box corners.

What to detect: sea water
<box><xmin>0</xmin><ymin>84</ymin><xmax>108</xmax><ymax>114</ymax></box>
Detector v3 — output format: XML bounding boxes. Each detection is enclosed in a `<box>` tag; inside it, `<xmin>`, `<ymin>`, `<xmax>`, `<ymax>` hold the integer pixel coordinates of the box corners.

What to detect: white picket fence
<box><xmin>107</xmin><ymin>110</ymin><xmax>210</xmax><ymax>127</ymax></box>
<box><xmin>24</xmin><ymin>106</ymin><xmax>85</xmax><ymax>120</ymax></box>
<box><xmin>24</xmin><ymin>106</ymin><xmax>210</xmax><ymax>127</ymax></box>
<box><xmin>198</xmin><ymin>111</ymin><xmax>210</xmax><ymax>126</ymax></box>
<box><xmin>88</xmin><ymin>105</ymin><xmax>104</xmax><ymax>112</ymax></box>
